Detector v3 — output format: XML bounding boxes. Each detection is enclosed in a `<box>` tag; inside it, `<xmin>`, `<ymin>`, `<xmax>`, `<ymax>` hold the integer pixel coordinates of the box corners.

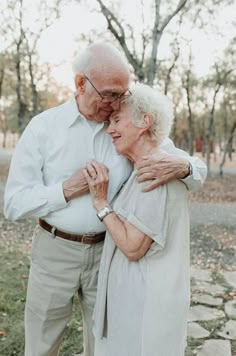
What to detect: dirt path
<box><xmin>190</xmin><ymin>202</ymin><xmax>236</xmax><ymax>227</ymax></box>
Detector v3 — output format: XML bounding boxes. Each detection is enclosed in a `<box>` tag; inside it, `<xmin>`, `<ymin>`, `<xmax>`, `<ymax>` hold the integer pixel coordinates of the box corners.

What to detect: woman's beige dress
<box><xmin>93</xmin><ymin>170</ymin><xmax>190</xmax><ymax>356</ymax></box>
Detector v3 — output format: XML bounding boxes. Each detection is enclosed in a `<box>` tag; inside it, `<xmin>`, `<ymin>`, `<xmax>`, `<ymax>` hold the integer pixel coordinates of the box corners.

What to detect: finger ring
<box><xmin>92</xmin><ymin>175</ymin><xmax>97</xmax><ymax>180</ymax></box>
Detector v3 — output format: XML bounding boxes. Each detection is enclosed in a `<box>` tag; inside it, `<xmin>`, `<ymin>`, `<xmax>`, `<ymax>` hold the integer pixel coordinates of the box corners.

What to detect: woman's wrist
<box><xmin>93</xmin><ymin>200</ymin><xmax>109</xmax><ymax>211</ymax></box>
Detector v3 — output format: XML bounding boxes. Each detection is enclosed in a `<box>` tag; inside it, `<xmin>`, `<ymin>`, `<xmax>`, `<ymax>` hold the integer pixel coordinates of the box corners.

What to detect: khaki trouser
<box><xmin>24</xmin><ymin>225</ymin><xmax>104</xmax><ymax>356</ymax></box>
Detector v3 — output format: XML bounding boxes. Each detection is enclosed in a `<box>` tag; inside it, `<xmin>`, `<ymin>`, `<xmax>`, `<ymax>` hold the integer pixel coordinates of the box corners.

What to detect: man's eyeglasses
<box><xmin>84</xmin><ymin>75</ymin><xmax>132</xmax><ymax>103</ymax></box>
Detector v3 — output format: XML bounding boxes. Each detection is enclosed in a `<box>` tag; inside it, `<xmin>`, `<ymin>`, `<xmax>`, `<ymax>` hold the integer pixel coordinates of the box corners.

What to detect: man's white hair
<box><xmin>124</xmin><ymin>83</ymin><xmax>174</xmax><ymax>145</ymax></box>
<box><xmin>72</xmin><ymin>42</ymin><xmax>130</xmax><ymax>76</ymax></box>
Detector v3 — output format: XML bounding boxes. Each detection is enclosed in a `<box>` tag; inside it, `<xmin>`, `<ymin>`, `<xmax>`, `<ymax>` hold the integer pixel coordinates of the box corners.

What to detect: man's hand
<box><xmin>136</xmin><ymin>150</ymin><xmax>189</xmax><ymax>192</ymax></box>
<box><xmin>63</xmin><ymin>168</ymin><xmax>90</xmax><ymax>202</ymax></box>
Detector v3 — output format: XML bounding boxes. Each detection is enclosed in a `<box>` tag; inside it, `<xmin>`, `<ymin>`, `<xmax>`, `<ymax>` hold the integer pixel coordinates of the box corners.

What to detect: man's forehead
<box><xmin>91</xmin><ymin>68</ymin><xmax>130</xmax><ymax>88</ymax></box>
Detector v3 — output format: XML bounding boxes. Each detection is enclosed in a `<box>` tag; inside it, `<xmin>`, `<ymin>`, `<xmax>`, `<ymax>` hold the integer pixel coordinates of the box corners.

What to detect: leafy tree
<box><xmin>0</xmin><ymin>0</ymin><xmax>65</xmax><ymax>133</ymax></box>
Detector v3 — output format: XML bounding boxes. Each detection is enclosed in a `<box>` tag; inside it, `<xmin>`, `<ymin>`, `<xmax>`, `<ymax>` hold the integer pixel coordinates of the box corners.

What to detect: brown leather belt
<box><xmin>38</xmin><ymin>219</ymin><xmax>106</xmax><ymax>244</ymax></box>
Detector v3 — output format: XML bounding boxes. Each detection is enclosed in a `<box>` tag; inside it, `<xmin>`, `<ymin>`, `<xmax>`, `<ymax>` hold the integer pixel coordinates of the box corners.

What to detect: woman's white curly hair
<box><xmin>124</xmin><ymin>83</ymin><xmax>174</xmax><ymax>145</ymax></box>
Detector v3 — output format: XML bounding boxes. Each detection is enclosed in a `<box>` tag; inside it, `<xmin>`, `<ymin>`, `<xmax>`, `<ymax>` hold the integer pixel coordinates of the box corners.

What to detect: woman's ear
<box><xmin>74</xmin><ymin>73</ymin><xmax>86</xmax><ymax>95</ymax></box>
<box><xmin>140</xmin><ymin>113</ymin><xmax>153</xmax><ymax>130</ymax></box>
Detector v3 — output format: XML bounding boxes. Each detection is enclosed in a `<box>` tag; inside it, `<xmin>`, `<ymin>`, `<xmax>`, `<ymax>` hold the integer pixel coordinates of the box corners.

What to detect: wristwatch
<box><xmin>188</xmin><ymin>162</ymin><xmax>193</xmax><ymax>176</ymax></box>
<box><xmin>97</xmin><ymin>206</ymin><xmax>114</xmax><ymax>221</ymax></box>
<box><xmin>183</xmin><ymin>161</ymin><xmax>193</xmax><ymax>178</ymax></box>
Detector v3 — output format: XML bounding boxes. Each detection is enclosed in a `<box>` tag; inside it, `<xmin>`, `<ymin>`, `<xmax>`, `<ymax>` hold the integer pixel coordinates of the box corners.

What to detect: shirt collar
<box><xmin>66</xmin><ymin>94</ymin><xmax>82</xmax><ymax>127</ymax></box>
<box><xmin>66</xmin><ymin>94</ymin><xmax>106</xmax><ymax>130</ymax></box>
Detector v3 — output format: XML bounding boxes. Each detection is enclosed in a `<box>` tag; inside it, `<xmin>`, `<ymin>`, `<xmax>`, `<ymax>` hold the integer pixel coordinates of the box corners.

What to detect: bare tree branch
<box><xmin>159</xmin><ymin>0</ymin><xmax>189</xmax><ymax>33</ymax></box>
<box><xmin>164</xmin><ymin>45</ymin><xmax>180</xmax><ymax>95</ymax></box>
<box><xmin>0</xmin><ymin>63</ymin><xmax>5</xmax><ymax>99</ymax></box>
<box><xmin>96</xmin><ymin>0</ymin><xmax>145</xmax><ymax>80</ymax></box>
<box><xmin>140</xmin><ymin>0</ymin><xmax>148</xmax><ymax>68</ymax></box>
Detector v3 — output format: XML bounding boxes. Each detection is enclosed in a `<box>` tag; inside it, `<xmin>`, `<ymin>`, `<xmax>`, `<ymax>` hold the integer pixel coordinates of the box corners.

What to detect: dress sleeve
<box><xmin>115</xmin><ymin>182</ymin><xmax>169</xmax><ymax>250</ymax></box>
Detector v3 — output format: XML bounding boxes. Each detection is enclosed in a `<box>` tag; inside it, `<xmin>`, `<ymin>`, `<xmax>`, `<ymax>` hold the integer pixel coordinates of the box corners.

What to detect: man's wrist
<box><xmin>62</xmin><ymin>181</ymin><xmax>73</xmax><ymax>202</ymax></box>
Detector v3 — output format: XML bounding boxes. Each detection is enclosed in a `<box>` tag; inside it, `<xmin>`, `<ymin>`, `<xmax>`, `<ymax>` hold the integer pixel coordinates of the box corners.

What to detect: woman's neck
<box><xmin>125</xmin><ymin>137</ymin><xmax>158</xmax><ymax>166</ymax></box>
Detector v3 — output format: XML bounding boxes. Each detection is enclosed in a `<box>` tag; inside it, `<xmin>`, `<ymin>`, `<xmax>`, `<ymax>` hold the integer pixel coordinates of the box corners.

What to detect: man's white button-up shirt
<box><xmin>4</xmin><ymin>96</ymin><xmax>132</xmax><ymax>233</ymax></box>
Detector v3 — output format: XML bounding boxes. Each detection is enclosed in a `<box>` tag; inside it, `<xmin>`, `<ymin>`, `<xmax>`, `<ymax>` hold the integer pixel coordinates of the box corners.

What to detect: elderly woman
<box><xmin>83</xmin><ymin>83</ymin><xmax>190</xmax><ymax>356</ymax></box>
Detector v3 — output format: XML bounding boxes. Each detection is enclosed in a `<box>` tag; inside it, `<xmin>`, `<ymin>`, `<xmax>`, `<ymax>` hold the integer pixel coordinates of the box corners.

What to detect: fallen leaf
<box><xmin>0</xmin><ymin>330</ymin><xmax>7</xmax><ymax>336</ymax></box>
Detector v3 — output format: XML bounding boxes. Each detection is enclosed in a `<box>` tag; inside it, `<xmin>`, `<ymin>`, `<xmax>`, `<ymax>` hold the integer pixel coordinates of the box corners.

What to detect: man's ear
<box><xmin>74</xmin><ymin>73</ymin><xmax>86</xmax><ymax>95</ymax></box>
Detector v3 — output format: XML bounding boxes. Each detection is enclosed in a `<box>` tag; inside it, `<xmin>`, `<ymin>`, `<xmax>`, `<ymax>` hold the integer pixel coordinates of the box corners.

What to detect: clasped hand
<box><xmin>83</xmin><ymin>160</ymin><xmax>109</xmax><ymax>210</ymax></box>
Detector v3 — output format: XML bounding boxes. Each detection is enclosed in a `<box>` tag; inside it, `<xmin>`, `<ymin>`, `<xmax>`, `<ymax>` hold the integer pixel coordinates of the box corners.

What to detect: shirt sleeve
<box><xmin>161</xmin><ymin>138</ymin><xmax>207</xmax><ymax>191</ymax></box>
<box><xmin>4</xmin><ymin>124</ymin><xmax>67</xmax><ymax>221</ymax></box>
<box><xmin>116</xmin><ymin>183</ymin><xmax>169</xmax><ymax>250</ymax></box>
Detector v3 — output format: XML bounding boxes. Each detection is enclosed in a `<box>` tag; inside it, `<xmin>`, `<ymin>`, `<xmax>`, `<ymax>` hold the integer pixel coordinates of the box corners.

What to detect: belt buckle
<box><xmin>81</xmin><ymin>234</ymin><xmax>92</xmax><ymax>244</ymax></box>
<box><xmin>51</xmin><ymin>226</ymin><xmax>57</xmax><ymax>238</ymax></box>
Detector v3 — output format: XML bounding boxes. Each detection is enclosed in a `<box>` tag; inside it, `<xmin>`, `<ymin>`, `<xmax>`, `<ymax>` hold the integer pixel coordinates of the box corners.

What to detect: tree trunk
<box><xmin>182</xmin><ymin>51</ymin><xmax>194</xmax><ymax>155</ymax></box>
<box><xmin>186</xmin><ymin>82</ymin><xmax>194</xmax><ymax>155</ymax></box>
<box><xmin>172</xmin><ymin>110</ymin><xmax>178</xmax><ymax>144</ymax></box>
<box><xmin>15</xmin><ymin>0</ymin><xmax>27</xmax><ymax>134</ymax></box>
<box><xmin>0</xmin><ymin>66</ymin><xmax>4</xmax><ymax>98</ymax></box>
<box><xmin>164</xmin><ymin>47</ymin><xmax>180</xmax><ymax>95</ymax></box>
<box><xmin>28</xmin><ymin>51</ymin><xmax>39</xmax><ymax>117</ymax></box>
<box><xmin>147</xmin><ymin>32</ymin><xmax>161</xmax><ymax>85</ymax></box>
<box><xmin>0</xmin><ymin>61</ymin><xmax>6</xmax><ymax>147</ymax></box>
<box><xmin>205</xmin><ymin>115</ymin><xmax>213</xmax><ymax>175</ymax></box>
<box><xmin>15</xmin><ymin>55</ymin><xmax>26</xmax><ymax>133</ymax></box>
<box><xmin>205</xmin><ymin>83</ymin><xmax>221</xmax><ymax>174</ymax></box>
<box><xmin>219</xmin><ymin>119</ymin><xmax>236</xmax><ymax>176</ymax></box>
<box><xmin>2</xmin><ymin>130</ymin><xmax>7</xmax><ymax>148</ymax></box>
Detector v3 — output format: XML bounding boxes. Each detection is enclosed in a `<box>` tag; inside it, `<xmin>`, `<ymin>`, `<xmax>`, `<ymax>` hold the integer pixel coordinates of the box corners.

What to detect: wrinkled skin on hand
<box><xmin>83</xmin><ymin>160</ymin><xmax>109</xmax><ymax>210</ymax></box>
<box><xmin>62</xmin><ymin>167</ymin><xmax>90</xmax><ymax>202</ymax></box>
<box><xmin>63</xmin><ymin>162</ymin><xmax>109</xmax><ymax>203</ymax></box>
<box><xmin>136</xmin><ymin>150</ymin><xmax>189</xmax><ymax>192</ymax></box>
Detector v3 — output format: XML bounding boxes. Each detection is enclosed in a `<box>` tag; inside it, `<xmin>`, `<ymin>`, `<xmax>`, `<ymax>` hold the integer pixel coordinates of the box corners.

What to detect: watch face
<box><xmin>97</xmin><ymin>206</ymin><xmax>113</xmax><ymax>221</ymax></box>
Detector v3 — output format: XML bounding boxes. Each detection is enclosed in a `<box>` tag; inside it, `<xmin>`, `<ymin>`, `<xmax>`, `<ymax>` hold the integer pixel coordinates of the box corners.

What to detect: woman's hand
<box><xmin>83</xmin><ymin>160</ymin><xmax>109</xmax><ymax>210</ymax></box>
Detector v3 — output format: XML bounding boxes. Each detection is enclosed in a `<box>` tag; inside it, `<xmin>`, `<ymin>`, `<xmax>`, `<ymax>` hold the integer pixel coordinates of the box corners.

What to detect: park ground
<box><xmin>0</xmin><ymin>148</ymin><xmax>235</xmax><ymax>356</ymax></box>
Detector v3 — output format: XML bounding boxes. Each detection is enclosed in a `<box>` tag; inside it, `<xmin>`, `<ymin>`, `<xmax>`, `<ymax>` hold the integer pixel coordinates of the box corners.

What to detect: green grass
<box><xmin>211</xmin><ymin>270</ymin><xmax>234</xmax><ymax>292</ymax></box>
<box><xmin>232</xmin><ymin>340</ymin><xmax>236</xmax><ymax>356</ymax></box>
<box><xmin>198</xmin><ymin>319</ymin><xmax>226</xmax><ymax>337</ymax></box>
<box><xmin>0</xmin><ymin>247</ymin><xmax>28</xmax><ymax>355</ymax></box>
<box><xmin>185</xmin><ymin>337</ymin><xmax>203</xmax><ymax>356</ymax></box>
<box><xmin>0</xmin><ymin>245</ymin><xmax>83</xmax><ymax>356</ymax></box>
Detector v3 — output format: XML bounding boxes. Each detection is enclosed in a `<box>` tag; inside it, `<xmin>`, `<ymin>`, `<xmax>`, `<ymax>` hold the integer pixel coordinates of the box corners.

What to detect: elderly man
<box><xmin>4</xmin><ymin>42</ymin><xmax>206</xmax><ymax>356</ymax></box>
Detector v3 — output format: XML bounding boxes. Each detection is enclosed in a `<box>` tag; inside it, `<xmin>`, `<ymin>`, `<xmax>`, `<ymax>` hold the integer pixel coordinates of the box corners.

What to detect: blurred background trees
<box><xmin>0</xmin><ymin>0</ymin><xmax>235</xmax><ymax>174</ymax></box>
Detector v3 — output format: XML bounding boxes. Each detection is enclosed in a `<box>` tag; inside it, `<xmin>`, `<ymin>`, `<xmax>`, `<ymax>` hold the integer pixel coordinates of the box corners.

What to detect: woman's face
<box><xmin>107</xmin><ymin>105</ymin><xmax>142</xmax><ymax>156</ymax></box>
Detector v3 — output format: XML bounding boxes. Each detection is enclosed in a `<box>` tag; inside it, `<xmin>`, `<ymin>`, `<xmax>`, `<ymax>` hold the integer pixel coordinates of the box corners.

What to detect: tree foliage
<box><xmin>0</xmin><ymin>0</ymin><xmax>68</xmax><ymax>134</ymax></box>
